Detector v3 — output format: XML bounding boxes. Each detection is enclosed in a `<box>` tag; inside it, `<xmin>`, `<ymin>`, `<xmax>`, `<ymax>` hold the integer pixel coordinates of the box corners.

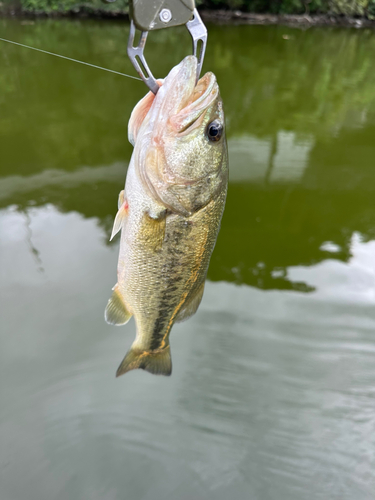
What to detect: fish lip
<box><xmin>190</xmin><ymin>71</ymin><xmax>218</xmax><ymax>108</ymax></box>
<box><xmin>147</xmin><ymin>55</ymin><xmax>198</xmax><ymax>127</ymax></box>
<box><xmin>169</xmin><ymin>71</ymin><xmax>219</xmax><ymax>134</ymax></box>
<box><xmin>147</xmin><ymin>56</ymin><xmax>218</xmax><ymax>134</ymax></box>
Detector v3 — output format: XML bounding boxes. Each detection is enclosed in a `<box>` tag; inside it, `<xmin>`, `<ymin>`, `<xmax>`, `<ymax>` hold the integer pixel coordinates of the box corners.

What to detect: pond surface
<box><xmin>1</xmin><ymin>17</ymin><xmax>375</xmax><ymax>500</ymax></box>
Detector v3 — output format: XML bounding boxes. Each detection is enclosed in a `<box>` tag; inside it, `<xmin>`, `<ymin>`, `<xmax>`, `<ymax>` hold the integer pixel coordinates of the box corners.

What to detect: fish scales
<box><xmin>105</xmin><ymin>55</ymin><xmax>228</xmax><ymax>377</ymax></box>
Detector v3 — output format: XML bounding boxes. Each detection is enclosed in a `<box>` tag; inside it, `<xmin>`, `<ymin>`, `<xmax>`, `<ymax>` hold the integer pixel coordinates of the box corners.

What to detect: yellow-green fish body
<box><xmin>105</xmin><ymin>56</ymin><xmax>228</xmax><ymax>376</ymax></box>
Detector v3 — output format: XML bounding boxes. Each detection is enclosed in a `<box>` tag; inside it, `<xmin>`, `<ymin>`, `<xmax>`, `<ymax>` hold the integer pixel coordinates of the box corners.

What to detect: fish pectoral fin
<box><xmin>140</xmin><ymin>212</ymin><xmax>166</xmax><ymax>251</ymax></box>
<box><xmin>116</xmin><ymin>345</ymin><xmax>172</xmax><ymax>377</ymax></box>
<box><xmin>105</xmin><ymin>285</ymin><xmax>132</xmax><ymax>326</ymax></box>
<box><xmin>118</xmin><ymin>190</ymin><xmax>125</xmax><ymax>210</ymax></box>
<box><xmin>176</xmin><ymin>281</ymin><xmax>205</xmax><ymax>323</ymax></box>
<box><xmin>110</xmin><ymin>202</ymin><xmax>127</xmax><ymax>241</ymax></box>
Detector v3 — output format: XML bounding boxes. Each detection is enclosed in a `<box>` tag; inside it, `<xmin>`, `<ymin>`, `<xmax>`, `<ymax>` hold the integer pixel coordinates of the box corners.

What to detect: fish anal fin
<box><xmin>116</xmin><ymin>345</ymin><xmax>172</xmax><ymax>377</ymax></box>
<box><xmin>105</xmin><ymin>285</ymin><xmax>132</xmax><ymax>326</ymax></box>
<box><xmin>176</xmin><ymin>281</ymin><xmax>205</xmax><ymax>323</ymax></box>
<box><xmin>140</xmin><ymin>212</ymin><xmax>166</xmax><ymax>251</ymax></box>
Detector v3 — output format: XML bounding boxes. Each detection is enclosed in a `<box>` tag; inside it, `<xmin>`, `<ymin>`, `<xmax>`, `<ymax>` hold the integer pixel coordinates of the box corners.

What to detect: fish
<box><xmin>105</xmin><ymin>55</ymin><xmax>228</xmax><ymax>377</ymax></box>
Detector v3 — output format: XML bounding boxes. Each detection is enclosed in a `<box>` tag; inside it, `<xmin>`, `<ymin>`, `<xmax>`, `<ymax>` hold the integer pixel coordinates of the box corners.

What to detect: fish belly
<box><xmin>118</xmin><ymin>190</ymin><xmax>226</xmax><ymax>351</ymax></box>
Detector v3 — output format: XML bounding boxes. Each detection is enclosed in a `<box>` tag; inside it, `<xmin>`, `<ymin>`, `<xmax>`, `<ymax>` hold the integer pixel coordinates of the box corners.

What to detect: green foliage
<box><xmin>194</xmin><ymin>0</ymin><xmax>373</xmax><ymax>15</ymax></box>
<box><xmin>17</xmin><ymin>0</ymin><xmax>129</xmax><ymax>14</ymax></box>
<box><xmin>4</xmin><ymin>0</ymin><xmax>375</xmax><ymax>18</ymax></box>
<box><xmin>368</xmin><ymin>0</ymin><xmax>375</xmax><ymax>16</ymax></box>
<box><xmin>21</xmin><ymin>0</ymin><xmax>77</xmax><ymax>12</ymax></box>
<box><xmin>329</xmin><ymin>0</ymin><xmax>367</xmax><ymax>15</ymax></box>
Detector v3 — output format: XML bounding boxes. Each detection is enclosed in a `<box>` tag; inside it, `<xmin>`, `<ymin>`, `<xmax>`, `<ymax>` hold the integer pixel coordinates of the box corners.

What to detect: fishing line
<box><xmin>0</xmin><ymin>36</ymin><xmax>142</xmax><ymax>81</ymax></box>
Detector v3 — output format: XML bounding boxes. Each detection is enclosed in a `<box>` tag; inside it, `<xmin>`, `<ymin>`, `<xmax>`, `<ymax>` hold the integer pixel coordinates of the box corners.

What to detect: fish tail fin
<box><xmin>116</xmin><ymin>344</ymin><xmax>172</xmax><ymax>377</ymax></box>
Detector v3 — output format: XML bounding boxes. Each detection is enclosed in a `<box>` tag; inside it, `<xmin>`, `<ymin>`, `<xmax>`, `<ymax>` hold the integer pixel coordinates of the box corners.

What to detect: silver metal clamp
<box><xmin>127</xmin><ymin>9</ymin><xmax>207</xmax><ymax>94</ymax></box>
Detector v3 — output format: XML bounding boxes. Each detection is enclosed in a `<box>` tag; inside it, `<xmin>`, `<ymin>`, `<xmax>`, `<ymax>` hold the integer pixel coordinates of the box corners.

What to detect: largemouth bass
<box><xmin>105</xmin><ymin>55</ymin><xmax>228</xmax><ymax>377</ymax></box>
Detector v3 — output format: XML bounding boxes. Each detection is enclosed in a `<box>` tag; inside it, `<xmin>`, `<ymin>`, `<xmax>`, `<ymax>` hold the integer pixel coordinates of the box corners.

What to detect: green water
<box><xmin>1</xmin><ymin>18</ymin><xmax>375</xmax><ymax>500</ymax></box>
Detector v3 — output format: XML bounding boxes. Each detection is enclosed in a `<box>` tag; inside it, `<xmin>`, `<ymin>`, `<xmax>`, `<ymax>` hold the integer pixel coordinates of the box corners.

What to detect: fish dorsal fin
<box><xmin>116</xmin><ymin>345</ymin><xmax>172</xmax><ymax>377</ymax></box>
<box><xmin>105</xmin><ymin>285</ymin><xmax>132</xmax><ymax>326</ymax></box>
<box><xmin>176</xmin><ymin>281</ymin><xmax>205</xmax><ymax>322</ymax></box>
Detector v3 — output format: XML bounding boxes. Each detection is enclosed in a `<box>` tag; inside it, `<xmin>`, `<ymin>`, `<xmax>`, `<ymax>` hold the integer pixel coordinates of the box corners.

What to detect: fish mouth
<box><xmin>149</xmin><ymin>56</ymin><xmax>219</xmax><ymax>134</ymax></box>
<box><xmin>171</xmin><ymin>70</ymin><xmax>219</xmax><ymax>134</ymax></box>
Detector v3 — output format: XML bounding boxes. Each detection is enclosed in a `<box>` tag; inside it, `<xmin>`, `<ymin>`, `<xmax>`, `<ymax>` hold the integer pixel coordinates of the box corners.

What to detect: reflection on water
<box><xmin>229</xmin><ymin>132</ymin><xmax>314</xmax><ymax>183</ymax></box>
<box><xmin>1</xmin><ymin>18</ymin><xmax>375</xmax><ymax>500</ymax></box>
<box><xmin>2</xmin><ymin>204</ymin><xmax>375</xmax><ymax>499</ymax></box>
<box><xmin>1</xmin><ymin>20</ymin><xmax>375</xmax><ymax>291</ymax></box>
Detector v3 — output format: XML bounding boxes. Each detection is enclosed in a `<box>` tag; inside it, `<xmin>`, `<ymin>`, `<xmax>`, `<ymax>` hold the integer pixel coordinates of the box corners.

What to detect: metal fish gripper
<box><xmin>127</xmin><ymin>1</ymin><xmax>207</xmax><ymax>94</ymax></box>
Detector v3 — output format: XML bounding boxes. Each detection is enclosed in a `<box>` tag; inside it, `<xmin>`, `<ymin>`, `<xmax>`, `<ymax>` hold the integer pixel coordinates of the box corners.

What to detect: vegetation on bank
<box><xmin>2</xmin><ymin>0</ymin><xmax>375</xmax><ymax>19</ymax></box>
<box><xmin>202</xmin><ymin>0</ymin><xmax>375</xmax><ymax>17</ymax></box>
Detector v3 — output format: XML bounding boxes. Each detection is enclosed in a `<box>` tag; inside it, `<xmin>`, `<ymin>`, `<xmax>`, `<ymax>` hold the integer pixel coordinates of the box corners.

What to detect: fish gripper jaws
<box><xmin>127</xmin><ymin>8</ymin><xmax>207</xmax><ymax>95</ymax></box>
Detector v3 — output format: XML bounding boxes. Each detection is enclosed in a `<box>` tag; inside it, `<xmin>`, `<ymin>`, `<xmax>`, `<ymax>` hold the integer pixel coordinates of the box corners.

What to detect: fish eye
<box><xmin>206</xmin><ymin>120</ymin><xmax>223</xmax><ymax>142</ymax></box>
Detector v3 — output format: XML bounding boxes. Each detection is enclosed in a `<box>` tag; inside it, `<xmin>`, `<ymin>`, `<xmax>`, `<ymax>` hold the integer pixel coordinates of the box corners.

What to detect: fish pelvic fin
<box><xmin>176</xmin><ymin>281</ymin><xmax>205</xmax><ymax>323</ymax></box>
<box><xmin>105</xmin><ymin>285</ymin><xmax>132</xmax><ymax>326</ymax></box>
<box><xmin>116</xmin><ymin>345</ymin><xmax>172</xmax><ymax>377</ymax></box>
